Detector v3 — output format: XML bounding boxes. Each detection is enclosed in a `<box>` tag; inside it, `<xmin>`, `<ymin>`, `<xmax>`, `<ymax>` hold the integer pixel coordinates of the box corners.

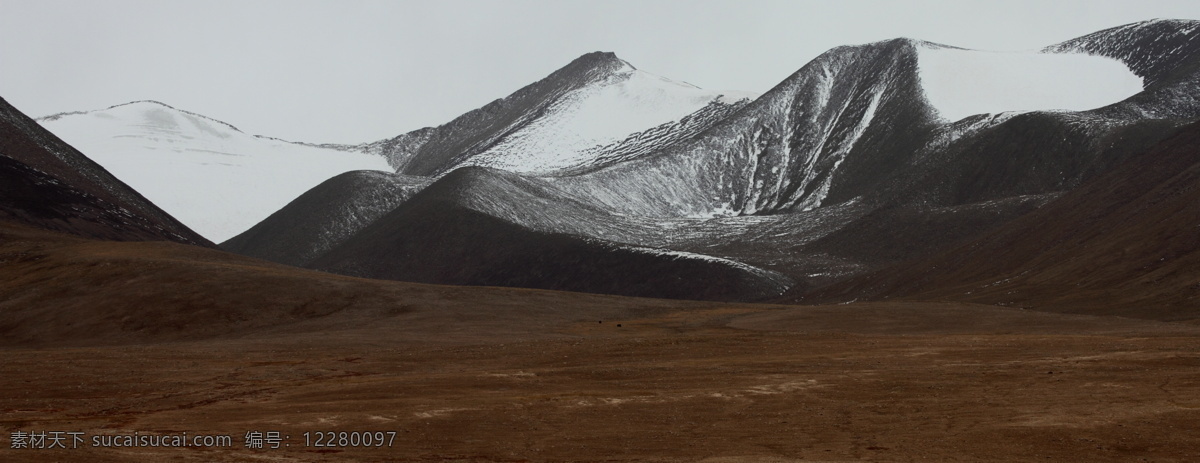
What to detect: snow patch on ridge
<box><xmin>916</xmin><ymin>45</ymin><xmax>1143</xmax><ymax>122</ymax></box>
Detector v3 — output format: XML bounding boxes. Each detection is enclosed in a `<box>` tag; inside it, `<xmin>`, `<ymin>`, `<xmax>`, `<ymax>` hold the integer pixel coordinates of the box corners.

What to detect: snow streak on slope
<box><xmin>40</xmin><ymin>101</ymin><xmax>392</xmax><ymax>242</ymax></box>
<box><xmin>445</xmin><ymin>65</ymin><xmax>752</xmax><ymax>174</ymax></box>
<box><xmin>916</xmin><ymin>44</ymin><xmax>1143</xmax><ymax>122</ymax></box>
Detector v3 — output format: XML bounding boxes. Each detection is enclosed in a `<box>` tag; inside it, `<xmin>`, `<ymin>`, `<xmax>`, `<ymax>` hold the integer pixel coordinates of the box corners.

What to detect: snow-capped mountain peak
<box><xmin>465</xmin><ymin>61</ymin><xmax>750</xmax><ymax>173</ymax></box>
<box><xmin>378</xmin><ymin>51</ymin><xmax>757</xmax><ymax>176</ymax></box>
<box><xmin>38</xmin><ymin>101</ymin><xmax>392</xmax><ymax>242</ymax></box>
<box><xmin>561</xmin><ymin>51</ymin><xmax>637</xmax><ymax>77</ymax></box>
<box><xmin>41</xmin><ymin>100</ymin><xmax>246</xmax><ymax>134</ymax></box>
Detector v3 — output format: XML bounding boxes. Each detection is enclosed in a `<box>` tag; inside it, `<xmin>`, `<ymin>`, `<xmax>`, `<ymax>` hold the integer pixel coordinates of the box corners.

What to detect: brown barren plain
<box><xmin>2</xmin><ymin>223</ymin><xmax>1200</xmax><ymax>462</ymax></box>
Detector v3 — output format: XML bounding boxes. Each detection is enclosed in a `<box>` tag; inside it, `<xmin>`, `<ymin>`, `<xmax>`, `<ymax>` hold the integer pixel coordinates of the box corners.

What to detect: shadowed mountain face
<box><xmin>221</xmin><ymin>170</ymin><xmax>431</xmax><ymax>267</ymax></box>
<box><xmin>0</xmin><ymin>97</ymin><xmax>210</xmax><ymax>245</ymax></box>
<box><xmin>222</xmin><ymin>20</ymin><xmax>1200</xmax><ymax>305</ymax></box>
<box><xmin>797</xmin><ymin>119</ymin><xmax>1200</xmax><ymax>321</ymax></box>
<box><xmin>309</xmin><ymin>167</ymin><xmax>790</xmax><ymax>302</ymax></box>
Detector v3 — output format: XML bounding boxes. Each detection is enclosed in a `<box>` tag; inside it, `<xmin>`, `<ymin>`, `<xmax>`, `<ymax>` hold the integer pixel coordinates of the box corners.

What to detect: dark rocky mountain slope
<box><xmin>797</xmin><ymin>119</ymin><xmax>1200</xmax><ymax>321</ymax></box>
<box><xmin>309</xmin><ymin>167</ymin><xmax>790</xmax><ymax>301</ymax></box>
<box><xmin>222</xmin><ymin>170</ymin><xmax>430</xmax><ymax>267</ymax></box>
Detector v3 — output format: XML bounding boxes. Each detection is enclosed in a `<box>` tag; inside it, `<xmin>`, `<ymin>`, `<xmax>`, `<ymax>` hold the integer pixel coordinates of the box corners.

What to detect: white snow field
<box><xmin>40</xmin><ymin>101</ymin><xmax>391</xmax><ymax>242</ymax></box>
<box><xmin>464</xmin><ymin>61</ymin><xmax>756</xmax><ymax>173</ymax></box>
<box><xmin>915</xmin><ymin>44</ymin><xmax>1144</xmax><ymax>121</ymax></box>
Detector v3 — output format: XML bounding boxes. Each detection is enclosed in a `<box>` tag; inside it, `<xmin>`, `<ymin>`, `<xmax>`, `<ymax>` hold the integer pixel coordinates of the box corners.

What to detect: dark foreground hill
<box><xmin>221</xmin><ymin>170</ymin><xmax>432</xmax><ymax>267</ymax></box>
<box><xmin>0</xmin><ymin>219</ymin><xmax>748</xmax><ymax>347</ymax></box>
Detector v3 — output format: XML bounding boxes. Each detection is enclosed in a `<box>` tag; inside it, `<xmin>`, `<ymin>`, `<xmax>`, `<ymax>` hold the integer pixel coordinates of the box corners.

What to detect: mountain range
<box><xmin>15</xmin><ymin>18</ymin><xmax>1200</xmax><ymax>315</ymax></box>
<box><xmin>220</xmin><ymin>19</ymin><xmax>1200</xmax><ymax>308</ymax></box>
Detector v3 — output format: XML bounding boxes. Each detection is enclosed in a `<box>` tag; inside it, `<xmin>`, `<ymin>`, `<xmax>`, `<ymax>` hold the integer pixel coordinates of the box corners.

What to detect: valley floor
<box><xmin>2</xmin><ymin>302</ymin><xmax>1199</xmax><ymax>462</ymax></box>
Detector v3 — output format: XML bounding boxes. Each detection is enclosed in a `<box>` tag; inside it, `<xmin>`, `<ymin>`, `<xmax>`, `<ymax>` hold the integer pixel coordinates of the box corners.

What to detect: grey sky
<box><xmin>2</xmin><ymin>0</ymin><xmax>1199</xmax><ymax>144</ymax></box>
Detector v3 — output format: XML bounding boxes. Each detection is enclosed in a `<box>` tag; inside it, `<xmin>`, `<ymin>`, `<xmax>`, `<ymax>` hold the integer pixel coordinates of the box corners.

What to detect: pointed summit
<box><xmin>562</xmin><ymin>51</ymin><xmax>636</xmax><ymax>74</ymax></box>
<box><xmin>378</xmin><ymin>52</ymin><xmax>752</xmax><ymax>176</ymax></box>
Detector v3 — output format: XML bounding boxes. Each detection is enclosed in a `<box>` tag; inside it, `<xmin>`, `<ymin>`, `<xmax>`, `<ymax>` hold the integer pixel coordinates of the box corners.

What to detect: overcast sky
<box><xmin>2</xmin><ymin>0</ymin><xmax>1199</xmax><ymax>144</ymax></box>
